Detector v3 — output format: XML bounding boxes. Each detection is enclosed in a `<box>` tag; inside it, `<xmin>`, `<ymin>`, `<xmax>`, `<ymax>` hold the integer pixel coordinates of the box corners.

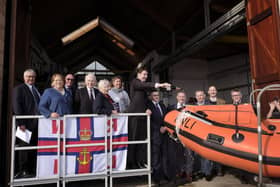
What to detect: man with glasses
<box><xmin>231</xmin><ymin>88</ymin><xmax>243</xmax><ymax>104</ymax></box>
<box><xmin>65</xmin><ymin>73</ymin><xmax>76</xmax><ymax>110</ymax></box>
<box><xmin>230</xmin><ymin>88</ymin><xmax>256</xmax><ymax>183</ymax></box>
<box><xmin>65</xmin><ymin>73</ymin><xmax>76</xmax><ymax>95</ymax></box>
<box><xmin>12</xmin><ymin>69</ymin><xmax>41</xmax><ymax>178</ymax></box>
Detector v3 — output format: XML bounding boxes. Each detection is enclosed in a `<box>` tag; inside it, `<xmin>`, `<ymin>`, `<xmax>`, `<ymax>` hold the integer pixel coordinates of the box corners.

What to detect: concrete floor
<box><xmin>180</xmin><ymin>174</ymin><xmax>255</xmax><ymax>187</ymax></box>
<box><xmin>40</xmin><ymin>173</ymin><xmax>280</xmax><ymax>187</ymax></box>
<box><xmin>75</xmin><ymin>174</ymin><xmax>255</xmax><ymax>187</ymax></box>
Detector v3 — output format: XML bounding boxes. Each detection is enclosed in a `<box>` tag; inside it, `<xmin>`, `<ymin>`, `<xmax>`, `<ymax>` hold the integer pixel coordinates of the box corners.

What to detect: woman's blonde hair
<box><xmin>51</xmin><ymin>73</ymin><xmax>64</xmax><ymax>87</ymax></box>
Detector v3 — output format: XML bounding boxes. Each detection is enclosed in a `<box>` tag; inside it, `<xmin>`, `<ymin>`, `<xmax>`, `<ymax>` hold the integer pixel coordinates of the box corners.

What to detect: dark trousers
<box><xmin>161</xmin><ymin>134</ymin><xmax>187</xmax><ymax>180</ymax></box>
<box><xmin>127</xmin><ymin>117</ymin><xmax>147</xmax><ymax>168</ymax></box>
<box><xmin>15</xmin><ymin>121</ymin><xmax>38</xmax><ymax>174</ymax></box>
<box><xmin>151</xmin><ymin>128</ymin><xmax>165</xmax><ymax>181</ymax></box>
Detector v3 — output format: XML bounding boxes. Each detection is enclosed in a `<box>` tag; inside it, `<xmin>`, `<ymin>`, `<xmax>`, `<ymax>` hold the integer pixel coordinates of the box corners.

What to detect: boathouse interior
<box><xmin>1</xmin><ymin>0</ymin><xmax>280</xmax><ymax>186</ymax></box>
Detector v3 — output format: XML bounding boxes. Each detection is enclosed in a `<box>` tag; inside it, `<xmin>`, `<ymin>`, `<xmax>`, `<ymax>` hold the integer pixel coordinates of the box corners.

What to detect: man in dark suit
<box><xmin>126</xmin><ymin>67</ymin><xmax>170</xmax><ymax>169</ymax></box>
<box><xmin>194</xmin><ymin>90</ymin><xmax>213</xmax><ymax>181</ymax></box>
<box><xmin>12</xmin><ymin>69</ymin><xmax>41</xmax><ymax>178</ymax></box>
<box><xmin>65</xmin><ymin>73</ymin><xmax>76</xmax><ymax>110</ymax></box>
<box><xmin>165</xmin><ymin>91</ymin><xmax>193</xmax><ymax>184</ymax></box>
<box><xmin>75</xmin><ymin>73</ymin><xmax>99</xmax><ymax>114</ymax></box>
<box><xmin>147</xmin><ymin>91</ymin><xmax>167</xmax><ymax>184</ymax></box>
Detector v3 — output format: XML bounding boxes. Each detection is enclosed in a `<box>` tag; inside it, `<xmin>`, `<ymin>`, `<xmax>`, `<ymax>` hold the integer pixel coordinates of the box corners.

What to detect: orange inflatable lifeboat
<box><xmin>164</xmin><ymin>104</ymin><xmax>280</xmax><ymax>177</ymax></box>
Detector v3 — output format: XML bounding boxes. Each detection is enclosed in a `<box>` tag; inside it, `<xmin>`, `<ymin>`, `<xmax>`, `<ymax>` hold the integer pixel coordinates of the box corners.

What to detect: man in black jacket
<box><xmin>12</xmin><ymin>69</ymin><xmax>41</xmax><ymax>178</ymax></box>
<box><xmin>65</xmin><ymin>73</ymin><xmax>76</xmax><ymax>110</ymax></box>
<box><xmin>75</xmin><ymin>73</ymin><xmax>99</xmax><ymax>114</ymax></box>
<box><xmin>166</xmin><ymin>91</ymin><xmax>193</xmax><ymax>184</ymax></box>
<box><xmin>147</xmin><ymin>91</ymin><xmax>167</xmax><ymax>183</ymax></box>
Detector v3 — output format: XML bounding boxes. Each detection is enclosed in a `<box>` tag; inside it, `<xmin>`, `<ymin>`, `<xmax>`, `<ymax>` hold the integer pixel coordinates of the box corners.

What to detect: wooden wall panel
<box><xmin>247</xmin><ymin>0</ymin><xmax>280</xmax><ymax>85</ymax></box>
<box><xmin>246</xmin><ymin>0</ymin><xmax>280</xmax><ymax>115</ymax></box>
<box><xmin>247</xmin><ymin>0</ymin><xmax>271</xmax><ymax>19</ymax></box>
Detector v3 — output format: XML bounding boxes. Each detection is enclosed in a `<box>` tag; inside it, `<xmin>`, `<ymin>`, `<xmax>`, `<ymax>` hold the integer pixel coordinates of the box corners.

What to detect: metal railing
<box><xmin>61</xmin><ymin>114</ymin><xmax>108</xmax><ymax>187</ymax></box>
<box><xmin>250</xmin><ymin>87</ymin><xmax>280</xmax><ymax>104</ymax></box>
<box><xmin>10</xmin><ymin>115</ymin><xmax>61</xmax><ymax>187</ymax></box>
<box><xmin>10</xmin><ymin>113</ymin><xmax>151</xmax><ymax>187</ymax></box>
<box><xmin>256</xmin><ymin>84</ymin><xmax>280</xmax><ymax>187</ymax></box>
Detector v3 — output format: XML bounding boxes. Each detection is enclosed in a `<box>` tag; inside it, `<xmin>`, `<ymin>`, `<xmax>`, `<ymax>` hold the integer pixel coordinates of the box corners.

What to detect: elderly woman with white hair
<box><xmin>93</xmin><ymin>79</ymin><xmax>118</xmax><ymax>116</ymax></box>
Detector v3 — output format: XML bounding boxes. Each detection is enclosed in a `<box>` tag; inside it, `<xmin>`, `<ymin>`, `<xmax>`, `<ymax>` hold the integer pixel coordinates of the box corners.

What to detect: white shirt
<box><xmin>177</xmin><ymin>102</ymin><xmax>185</xmax><ymax>109</ymax></box>
<box><xmin>87</xmin><ymin>87</ymin><xmax>95</xmax><ymax>100</ymax></box>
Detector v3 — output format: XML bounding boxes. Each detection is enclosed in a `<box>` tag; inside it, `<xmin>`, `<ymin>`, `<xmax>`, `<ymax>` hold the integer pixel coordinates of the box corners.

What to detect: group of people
<box><xmin>147</xmin><ymin>87</ymin><xmax>230</xmax><ymax>186</ymax></box>
<box><xmin>12</xmin><ymin>67</ymin><xmax>171</xmax><ymax>179</ymax></box>
<box><xmin>12</xmin><ymin>67</ymin><xmax>280</xmax><ymax>186</ymax></box>
<box><xmin>12</xmin><ymin>69</ymin><xmax>133</xmax><ymax>179</ymax></box>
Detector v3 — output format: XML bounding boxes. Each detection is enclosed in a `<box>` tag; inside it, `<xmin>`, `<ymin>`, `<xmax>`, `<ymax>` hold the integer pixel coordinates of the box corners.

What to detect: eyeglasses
<box><xmin>66</xmin><ymin>78</ymin><xmax>75</xmax><ymax>81</ymax></box>
<box><xmin>232</xmin><ymin>95</ymin><xmax>241</xmax><ymax>97</ymax></box>
<box><xmin>152</xmin><ymin>95</ymin><xmax>159</xmax><ymax>97</ymax></box>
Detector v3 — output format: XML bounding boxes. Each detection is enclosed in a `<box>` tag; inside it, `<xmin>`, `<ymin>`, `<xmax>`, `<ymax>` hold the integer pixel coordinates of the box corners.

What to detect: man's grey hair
<box><xmin>23</xmin><ymin>69</ymin><xmax>36</xmax><ymax>77</ymax></box>
<box><xmin>85</xmin><ymin>73</ymin><xmax>96</xmax><ymax>81</ymax></box>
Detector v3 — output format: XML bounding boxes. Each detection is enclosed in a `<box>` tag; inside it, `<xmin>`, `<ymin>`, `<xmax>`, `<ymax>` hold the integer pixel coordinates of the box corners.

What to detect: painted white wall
<box><xmin>168</xmin><ymin>58</ymin><xmax>209</xmax><ymax>105</ymax></box>
<box><xmin>152</xmin><ymin>53</ymin><xmax>251</xmax><ymax>106</ymax></box>
<box><xmin>207</xmin><ymin>54</ymin><xmax>251</xmax><ymax>103</ymax></box>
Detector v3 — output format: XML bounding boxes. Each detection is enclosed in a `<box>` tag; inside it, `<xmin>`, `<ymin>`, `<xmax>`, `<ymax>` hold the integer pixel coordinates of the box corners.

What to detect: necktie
<box><xmin>66</xmin><ymin>87</ymin><xmax>72</xmax><ymax>96</ymax></box>
<box><xmin>90</xmin><ymin>89</ymin><xmax>94</xmax><ymax>101</ymax></box>
<box><xmin>156</xmin><ymin>103</ymin><xmax>163</xmax><ymax>116</ymax></box>
<box><xmin>31</xmin><ymin>86</ymin><xmax>40</xmax><ymax>104</ymax></box>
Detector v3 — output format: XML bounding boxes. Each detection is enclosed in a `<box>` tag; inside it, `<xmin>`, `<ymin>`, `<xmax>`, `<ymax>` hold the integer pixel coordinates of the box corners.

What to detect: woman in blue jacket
<box><xmin>39</xmin><ymin>73</ymin><xmax>72</xmax><ymax>118</ymax></box>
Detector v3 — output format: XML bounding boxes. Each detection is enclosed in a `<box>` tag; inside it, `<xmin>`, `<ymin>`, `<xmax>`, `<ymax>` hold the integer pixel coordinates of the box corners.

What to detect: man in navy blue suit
<box><xmin>12</xmin><ymin>69</ymin><xmax>41</xmax><ymax>178</ymax></box>
<box><xmin>147</xmin><ymin>91</ymin><xmax>167</xmax><ymax>184</ymax></box>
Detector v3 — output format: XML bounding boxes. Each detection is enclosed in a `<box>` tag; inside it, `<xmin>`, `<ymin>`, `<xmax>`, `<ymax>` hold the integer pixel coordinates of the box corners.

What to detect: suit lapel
<box><xmin>23</xmin><ymin>84</ymin><xmax>34</xmax><ymax>100</ymax></box>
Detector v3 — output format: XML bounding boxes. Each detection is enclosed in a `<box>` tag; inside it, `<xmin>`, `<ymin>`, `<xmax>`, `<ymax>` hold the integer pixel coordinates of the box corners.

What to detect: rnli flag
<box><xmin>36</xmin><ymin>116</ymin><xmax>128</xmax><ymax>178</ymax></box>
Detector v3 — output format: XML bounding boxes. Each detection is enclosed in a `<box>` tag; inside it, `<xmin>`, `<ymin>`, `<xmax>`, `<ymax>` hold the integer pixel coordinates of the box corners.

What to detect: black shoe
<box><xmin>137</xmin><ymin>162</ymin><xmax>147</xmax><ymax>169</ymax></box>
<box><xmin>192</xmin><ymin>172</ymin><xmax>204</xmax><ymax>181</ymax></box>
<box><xmin>14</xmin><ymin>171</ymin><xmax>35</xmax><ymax>179</ymax></box>
<box><xmin>161</xmin><ymin>180</ymin><xmax>176</xmax><ymax>187</ymax></box>
<box><xmin>205</xmin><ymin>174</ymin><xmax>213</xmax><ymax>181</ymax></box>
<box><xmin>14</xmin><ymin>171</ymin><xmax>23</xmax><ymax>179</ymax></box>
<box><xmin>175</xmin><ymin>177</ymin><xmax>189</xmax><ymax>185</ymax></box>
<box><xmin>159</xmin><ymin>179</ymin><xmax>169</xmax><ymax>185</ymax></box>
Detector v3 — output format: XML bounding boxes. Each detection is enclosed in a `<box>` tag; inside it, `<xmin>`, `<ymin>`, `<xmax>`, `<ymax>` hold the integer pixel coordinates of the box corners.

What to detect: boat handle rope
<box><xmin>175</xmin><ymin>110</ymin><xmax>185</xmax><ymax>143</ymax></box>
<box><xmin>175</xmin><ymin>110</ymin><xmax>192</xmax><ymax>145</ymax></box>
